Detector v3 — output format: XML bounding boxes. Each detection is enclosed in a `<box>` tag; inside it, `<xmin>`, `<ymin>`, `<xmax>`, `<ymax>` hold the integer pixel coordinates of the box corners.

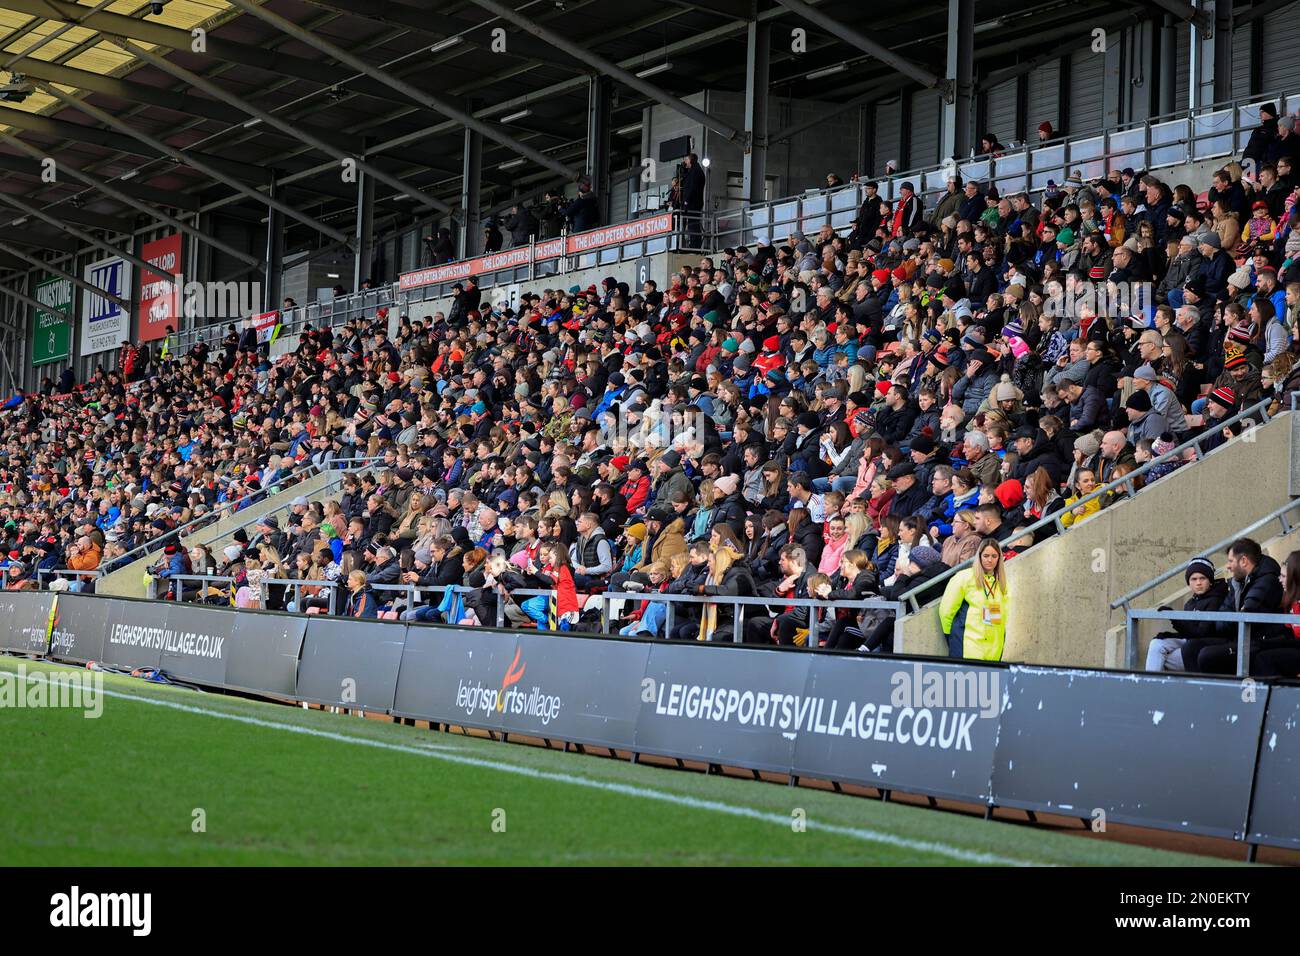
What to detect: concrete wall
<box><xmin>1103</xmin><ymin>524</ymin><xmax>1300</xmax><ymax>668</ymax></box>
<box><xmin>899</xmin><ymin>412</ymin><xmax>1295</xmax><ymax>668</ymax></box>
<box><xmin>97</xmin><ymin>466</ymin><xmax>349</xmax><ymax>599</ymax></box>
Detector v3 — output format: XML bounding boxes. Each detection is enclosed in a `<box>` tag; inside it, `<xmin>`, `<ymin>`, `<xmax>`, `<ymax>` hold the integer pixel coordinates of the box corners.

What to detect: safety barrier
<box><xmin>713</xmin><ymin>85</ymin><xmax>1300</xmax><ymax>250</ymax></box>
<box><xmin>105</xmin><ymin>454</ymin><xmax>380</xmax><ymax>575</ymax></box>
<box><xmin>393</xmin><ymin>210</ymin><xmax>714</xmax><ymax>310</ymax></box>
<box><xmin>1125</xmin><ymin>608</ymin><xmax>1300</xmax><ymax>676</ymax></box>
<box><xmin>3</xmin><ymin>588</ymin><xmax>1296</xmax><ymax>855</ymax></box>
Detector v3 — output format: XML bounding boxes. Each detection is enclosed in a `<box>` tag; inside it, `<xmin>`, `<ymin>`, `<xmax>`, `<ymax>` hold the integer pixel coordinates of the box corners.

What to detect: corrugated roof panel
<box><xmin>0</xmin><ymin>0</ymin><xmax>236</xmax><ymax>133</ymax></box>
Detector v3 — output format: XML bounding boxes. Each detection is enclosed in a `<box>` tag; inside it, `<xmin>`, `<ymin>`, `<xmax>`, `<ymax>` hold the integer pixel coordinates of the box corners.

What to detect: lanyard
<box><xmin>981</xmin><ymin>574</ymin><xmax>1000</xmax><ymax>601</ymax></box>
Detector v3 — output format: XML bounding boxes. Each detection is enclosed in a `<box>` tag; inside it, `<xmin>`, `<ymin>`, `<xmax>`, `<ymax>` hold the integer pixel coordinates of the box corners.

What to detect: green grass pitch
<box><xmin>0</xmin><ymin>657</ymin><xmax>1239</xmax><ymax>866</ymax></box>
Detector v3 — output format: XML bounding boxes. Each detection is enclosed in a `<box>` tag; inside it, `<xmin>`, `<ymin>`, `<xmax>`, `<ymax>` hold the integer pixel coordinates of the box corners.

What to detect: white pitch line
<box><xmin>8</xmin><ymin>667</ymin><xmax>1039</xmax><ymax>866</ymax></box>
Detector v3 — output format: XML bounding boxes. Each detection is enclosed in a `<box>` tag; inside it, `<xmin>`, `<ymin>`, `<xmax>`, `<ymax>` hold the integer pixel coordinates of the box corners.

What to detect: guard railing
<box><xmin>1126</xmin><ymin>608</ymin><xmax>1300</xmax><ymax>676</ymax></box>
<box><xmin>35</xmin><ymin>567</ymin><xmax>103</xmax><ymax>589</ymax></box>
<box><xmin>713</xmin><ymin>85</ymin><xmax>1299</xmax><ymax>251</ymax></box>
<box><xmin>112</xmin><ymin>454</ymin><xmax>381</xmax><ymax>572</ymax></box>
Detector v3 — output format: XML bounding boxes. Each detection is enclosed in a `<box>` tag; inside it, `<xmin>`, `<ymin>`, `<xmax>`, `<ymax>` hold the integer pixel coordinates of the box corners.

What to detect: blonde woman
<box><xmin>697</xmin><ymin>542</ymin><xmax>748</xmax><ymax>643</ymax></box>
<box><xmin>939</xmin><ymin>537</ymin><xmax>1009</xmax><ymax>660</ymax></box>
<box><xmin>244</xmin><ymin>544</ymin><xmax>286</xmax><ymax>609</ymax></box>
<box><xmin>844</xmin><ymin>511</ymin><xmax>872</xmax><ymax>550</ymax></box>
<box><xmin>391</xmin><ymin>493</ymin><xmax>427</xmax><ymax>543</ymax></box>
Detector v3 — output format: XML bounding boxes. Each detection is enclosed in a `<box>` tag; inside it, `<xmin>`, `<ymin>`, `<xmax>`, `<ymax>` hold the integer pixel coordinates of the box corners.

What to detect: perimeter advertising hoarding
<box><xmin>635</xmin><ymin>643</ymin><xmax>813</xmax><ymax>774</ymax></box>
<box><xmin>393</xmin><ymin>626</ymin><xmax>649</xmax><ymax>749</ymax></box>
<box><xmin>296</xmin><ymin>617</ymin><xmax>404</xmax><ymax>713</ymax></box>
<box><xmin>790</xmin><ymin>656</ymin><xmax>1000</xmax><ymax>802</ymax></box>
<box><xmin>1247</xmin><ymin>684</ymin><xmax>1300</xmax><ymax>850</ymax></box>
<box><xmin>990</xmin><ymin>667</ymin><xmax>1266</xmax><ymax>840</ymax></box>
<box><xmin>0</xmin><ymin>591</ymin><xmax>54</xmax><ymax>655</ymax></box>
<box><xmin>226</xmin><ymin>613</ymin><xmax>306</xmax><ymax>698</ymax></box>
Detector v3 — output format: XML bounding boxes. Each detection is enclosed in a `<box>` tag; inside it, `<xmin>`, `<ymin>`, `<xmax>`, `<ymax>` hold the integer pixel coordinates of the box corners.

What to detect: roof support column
<box><xmin>586</xmin><ymin>74</ymin><xmax>612</xmax><ymax>226</ymax></box>
<box><xmin>1213</xmin><ymin>0</ymin><xmax>1234</xmax><ymax>103</ymax></box>
<box><xmin>263</xmin><ymin>172</ymin><xmax>284</xmax><ymax>312</ymax></box>
<box><xmin>460</xmin><ymin>124</ymin><xmax>483</xmax><ymax>259</ymax></box>
<box><xmin>353</xmin><ymin>166</ymin><xmax>375</xmax><ymax>292</ymax></box>
<box><xmin>742</xmin><ymin>18</ymin><xmax>770</xmax><ymax>204</ymax></box>
<box><xmin>940</xmin><ymin>0</ymin><xmax>975</xmax><ymax>162</ymax></box>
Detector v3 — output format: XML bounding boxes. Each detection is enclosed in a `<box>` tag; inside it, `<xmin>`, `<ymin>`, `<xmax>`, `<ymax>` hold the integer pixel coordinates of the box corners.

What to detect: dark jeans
<box><xmin>1197</xmin><ymin>637</ymin><xmax>1300</xmax><ymax>676</ymax></box>
<box><xmin>824</xmin><ymin>616</ymin><xmax>864</xmax><ymax>651</ymax></box>
<box><xmin>572</xmin><ymin>573</ymin><xmax>607</xmax><ymax>590</ymax></box>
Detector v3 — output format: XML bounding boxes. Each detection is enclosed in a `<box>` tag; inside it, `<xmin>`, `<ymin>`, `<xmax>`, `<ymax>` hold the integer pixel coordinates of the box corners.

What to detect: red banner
<box><xmin>564</xmin><ymin>213</ymin><xmax>673</xmax><ymax>254</ymax></box>
<box><xmin>137</xmin><ymin>233</ymin><xmax>182</xmax><ymax>342</ymax></box>
<box><xmin>253</xmin><ymin>310</ymin><xmax>281</xmax><ymax>345</ymax></box>
<box><xmin>397</xmin><ymin>214</ymin><xmax>676</xmax><ymax>292</ymax></box>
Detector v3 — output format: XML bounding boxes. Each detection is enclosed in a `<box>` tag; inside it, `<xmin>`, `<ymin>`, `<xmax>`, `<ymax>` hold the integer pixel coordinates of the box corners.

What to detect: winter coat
<box><xmin>939</xmin><ymin>567</ymin><xmax>1009</xmax><ymax>661</ymax></box>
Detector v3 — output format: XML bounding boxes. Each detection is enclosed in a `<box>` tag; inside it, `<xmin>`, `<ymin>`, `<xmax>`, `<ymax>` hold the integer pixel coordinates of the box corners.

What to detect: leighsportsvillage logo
<box><xmin>648</xmin><ymin>665</ymin><xmax>998</xmax><ymax>752</ymax></box>
<box><xmin>107</xmin><ymin>623</ymin><xmax>225</xmax><ymax>660</ymax></box>
<box><xmin>455</xmin><ymin>647</ymin><xmax>563</xmax><ymax>726</ymax></box>
<box><xmin>49</xmin><ymin>886</ymin><xmax>151</xmax><ymax>936</ymax></box>
<box><xmin>0</xmin><ymin>663</ymin><xmax>102</xmax><ymax>718</ymax></box>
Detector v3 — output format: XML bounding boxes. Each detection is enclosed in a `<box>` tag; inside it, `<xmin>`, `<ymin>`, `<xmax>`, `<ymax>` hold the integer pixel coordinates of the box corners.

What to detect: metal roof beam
<box><xmin>773</xmin><ymin>0</ymin><xmax>947</xmax><ymax>92</ymax></box>
<box><xmin>0</xmin><ymin>190</ymin><xmax>171</xmax><ymax>280</ymax></box>
<box><xmin>0</xmin><ymin>0</ymin><xmax>406</xmax><ymax>106</ymax></box>
<box><xmin>223</xmin><ymin>0</ymin><xmax>581</xmax><ymax>180</ymax></box>
<box><xmin>466</xmin><ymin>0</ymin><xmax>745</xmax><ymax>143</ymax></box>
<box><xmin>0</xmin><ymin>104</ymin><xmax>274</xmax><ymax>185</ymax></box>
<box><xmin>106</xmin><ymin>36</ymin><xmax>450</xmax><ymax>215</ymax></box>
<box><xmin>34</xmin><ymin>81</ymin><xmax>350</xmax><ymax>244</ymax></box>
<box><xmin>0</xmin><ymin>236</ymin><xmax>129</xmax><ymax>310</ymax></box>
<box><xmin>0</xmin><ymin>131</ymin><xmax>261</xmax><ymax>268</ymax></box>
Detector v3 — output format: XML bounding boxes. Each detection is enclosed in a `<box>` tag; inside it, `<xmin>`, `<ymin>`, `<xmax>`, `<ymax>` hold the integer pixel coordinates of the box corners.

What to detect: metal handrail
<box><xmin>114</xmin><ymin>455</ymin><xmax>381</xmax><ymax>570</ymax></box>
<box><xmin>170</xmin><ymin>286</ymin><xmax>395</xmax><ymax>356</ymax></box>
<box><xmin>1126</xmin><ymin>607</ymin><xmax>1300</xmax><ymax>676</ymax></box>
<box><xmin>1111</xmin><ymin>497</ymin><xmax>1300</xmax><ymax>611</ymax></box>
<box><xmin>36</xmin><ymin>567</ymin><xmax>103</xmax><ymax>581</ymax></box>
<box><xmin>896</xmin><ymin>394</ymin><xmax>1280</xmax><ymax>613</ymax></box>
<box><xmin>600</xmin><ymin>589</ymin><xmax>907</xmax><ymax>650</ymax></box>
<box><xmin>158</xmin><ymin>573</ymin><xmax>233</xmax><ymax>603</ymax></box>
<box><xmin>712</xmin><ymin>86</ymin><xmax>1291</xmax><ymax>251</ymax></box>
<box><xmin>371</xmin><ymin>581</ymin><xmax>909</xmax><ymax>650</ymax></box>
<box><xmin>191</xmin><ymin>457</ymin><xmax>380</xmax><ymax>550</ymax></box>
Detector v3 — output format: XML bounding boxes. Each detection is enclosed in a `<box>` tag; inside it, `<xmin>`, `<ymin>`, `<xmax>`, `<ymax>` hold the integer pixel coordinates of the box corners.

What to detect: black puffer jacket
<box><xmin>1218</xmin><ymin>555</ymin><xmax>1287</xmax><ymax>640</ymax></box>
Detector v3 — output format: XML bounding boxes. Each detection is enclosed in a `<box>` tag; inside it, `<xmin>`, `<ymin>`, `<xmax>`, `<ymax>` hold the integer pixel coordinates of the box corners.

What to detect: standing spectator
<box><xmin>938</xmin><ymin>537</ymin><xmax>1009</xmax><ymax>660</ymax></box>
<box><xmin>562</xmin><ymin>181</ymin><xmax>599</xmax><ymax>232</ymax></box>
<box><xmin>504</xmin><ymin>204</ymin><xmax>539</xmax><ymax>248</ymax></box>
<box><xmin>680</xmin><ymin>153</ymin><xmax>707</xmax><ymax>248</ymax></box>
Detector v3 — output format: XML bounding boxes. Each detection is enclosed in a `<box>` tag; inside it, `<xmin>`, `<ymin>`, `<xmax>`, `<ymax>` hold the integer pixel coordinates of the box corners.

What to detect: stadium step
<box><xmin>1104</xmin><ymin>502</ymin><xmax>1300</xmax><ymax>668</ymax></box>
<box><xmin>96</xmin><ymin>464</ymin><xmax>368</xmax><ymax>600</ymax></box>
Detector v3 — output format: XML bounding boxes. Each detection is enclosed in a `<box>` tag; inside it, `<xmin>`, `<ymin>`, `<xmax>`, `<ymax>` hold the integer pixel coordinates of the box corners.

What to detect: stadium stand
<box><xmin>5</xmin><ymin>0</ymin><xmax>1300</xmax><ymax>685</ymax></box>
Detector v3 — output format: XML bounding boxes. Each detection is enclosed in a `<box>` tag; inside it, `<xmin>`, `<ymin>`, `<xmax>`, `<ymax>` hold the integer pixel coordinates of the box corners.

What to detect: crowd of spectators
<box><xmin>0</xmin><ymin>313</ymin><xmax>373</xmax><ymax>595</ymax></box>
<box><xmin>11</xmin><ymin>102</ymin><xmax>1300</xmax><ymax>675</ymax></box>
